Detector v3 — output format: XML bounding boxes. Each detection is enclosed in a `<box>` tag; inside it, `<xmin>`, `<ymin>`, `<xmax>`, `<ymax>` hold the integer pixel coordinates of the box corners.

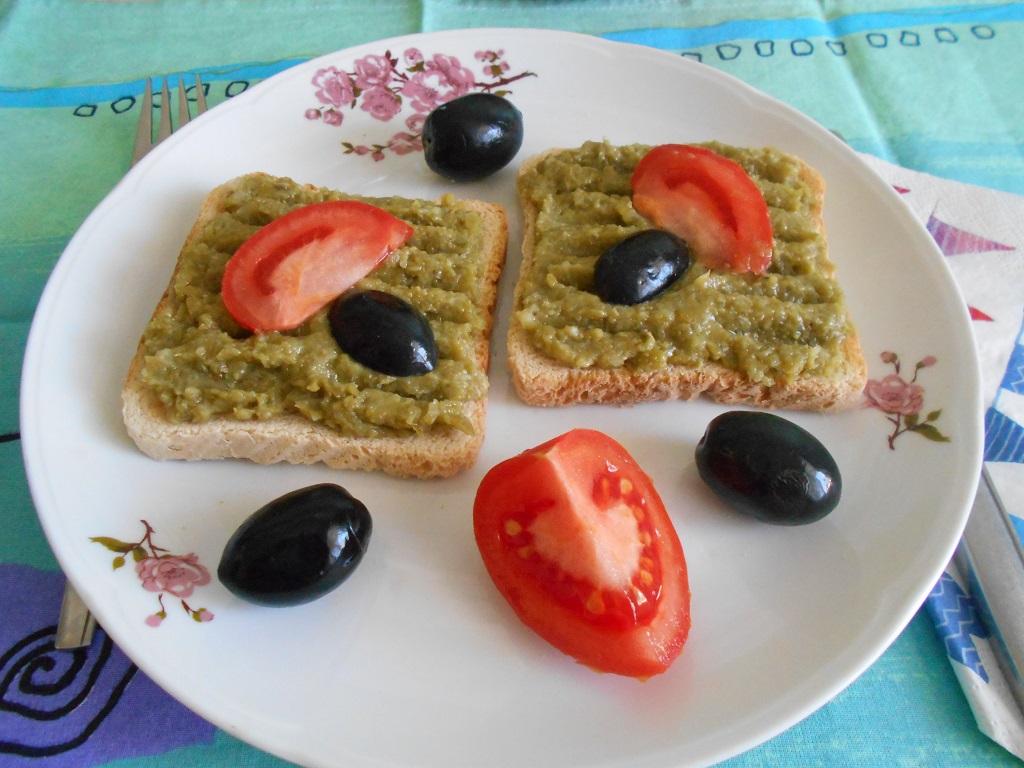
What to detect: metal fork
<box><xmin>54</xmin><ymin>75</ymin><xmax>208</xmax><ymax>650</ymax></box>
<box><xmin>131</xmin><ymin>74</ymin><xmax>208</xmax><ymax>165</ymax></box>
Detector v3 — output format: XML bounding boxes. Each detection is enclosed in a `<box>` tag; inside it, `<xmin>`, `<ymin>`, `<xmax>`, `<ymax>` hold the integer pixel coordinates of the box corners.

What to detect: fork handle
<box><xmin>54</xmin><ymin>581</ymin><xmax>98</xmax><ymax>649</ymax></box>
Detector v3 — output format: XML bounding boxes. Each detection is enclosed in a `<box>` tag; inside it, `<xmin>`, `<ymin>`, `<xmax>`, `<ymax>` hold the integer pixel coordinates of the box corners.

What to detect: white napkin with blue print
<box><xmin>857</xmin><ymin>152</ymin><xmax>1024</xmax><ymax>760</ymax></box>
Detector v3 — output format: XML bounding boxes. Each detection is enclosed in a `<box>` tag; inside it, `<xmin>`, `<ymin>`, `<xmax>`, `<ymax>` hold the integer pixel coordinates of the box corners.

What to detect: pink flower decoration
<box><xmin>401</xmin><ymin>54</ymin><xmax>474</xmax><ymax>113</ymax></box>
<box><xmin>427</xmin><ymin>53</ymin><xmax>476</xmax><ymax>91</ymax></box>
<box><xmin>136</xmin><ymin>554</ymin><xmax>211</xmax><ymax>599</ymax></box>
<box><xmin>388</xmin><ymin>132</ymin><xmax>423</xmax><ymax>155</ymax></box>
<box><xmin>93</xmin><ymin>520</ymin><xmax>216</xmax><ymax>628</ymax></box>
<box><xmin>353</xmin><ymin>54</ymin><xmax>395</xmax><ymax>90</ymax></box>
<box><xmin>312</xmin><ymin>66</ymin><xmax>355</xmax><ymax>108</ymax></box>
<box><xmin>360</xmin><ymin>86</ymin><xmax>402</xmax><ymax>121</ymax></box>
<box><xmin>864</xmin><ymin>374</ymin><xmax>924</xmax><ymax>416</ymax></box>
<box><xmin>405</xmin><ymin>112</ymin><xmax>427</xmax><ymax>133</ymax></box>
<box><xmin>865</xmin><ymin>350</ymin><xmax>949</xmax><ymax>449</ymax></box>
<box><xmin>308</xmin><ymin>46</ymin><xmax>535</xmax><ymax>162</ymax></box>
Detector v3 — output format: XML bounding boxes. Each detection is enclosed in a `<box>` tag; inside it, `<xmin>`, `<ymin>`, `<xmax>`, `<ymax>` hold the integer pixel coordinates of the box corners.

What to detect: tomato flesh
<box><xmin>631</xmin><ymin>144</ymin><xmax>774</xmax><ymax>274</ymax></box>
<box><xmin>473</xmin><ymin>429</ymin><xmax>690</xmax><ymax>679</ymax></box>
<box><xmin>221</xmin><ymin>200</ymin><xmax>413</xmax><ymax>332</ymax></box>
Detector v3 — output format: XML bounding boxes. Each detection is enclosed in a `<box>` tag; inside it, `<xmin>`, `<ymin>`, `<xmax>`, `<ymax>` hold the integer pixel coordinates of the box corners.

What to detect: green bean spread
<box><xmin>138</xmin><ymin>174</ymin><xmax>488</xmax><ymax>437</ymax></box>
<box><xmin>516</xmin><ymin>141</ymin><xmax>854</xmax><ymax>383</ymax></box>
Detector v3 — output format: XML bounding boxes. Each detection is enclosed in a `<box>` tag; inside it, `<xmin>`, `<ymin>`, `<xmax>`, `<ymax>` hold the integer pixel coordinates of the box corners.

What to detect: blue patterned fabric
<box><xmin>986</xmin><ymin>407</ymin><xmax>1024</xmax><ymax>464</ymax></box>
<box><xmin>927</xmin><ymin>571</ymin><xmax>992</xmax><ymax>683</ymax></box>
<box><xmin>0</xmin><ymin>566</ymin><xmax>218</xmax><ymax>764</ymax></box>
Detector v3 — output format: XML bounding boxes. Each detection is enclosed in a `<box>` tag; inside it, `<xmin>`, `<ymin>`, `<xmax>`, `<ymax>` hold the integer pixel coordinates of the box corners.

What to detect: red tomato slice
<box><xmin>631</xmin><ymin>144</ymin><xmax>774</xmax><ymax>274</ymax></box>
<box><xmin>473</xmin><ymin>429</ymin><xmax>691</xmax><ymax>679</ymax></box>
<box><xmin>221</xmin><ymin>200</ymin><xmax>413</xmax><ymax>332</ymax></box>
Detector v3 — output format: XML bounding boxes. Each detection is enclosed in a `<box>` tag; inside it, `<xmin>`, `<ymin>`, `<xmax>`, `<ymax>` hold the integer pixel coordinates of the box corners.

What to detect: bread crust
<box><xmin>508</xmin><ymin>145</ymin><xmax>866</xmax><ymax>411</ymax></box>
<box><xmin>122</xmin><ymin>174</ymin><xmax>507</xmax><ymax>478</ymax></box>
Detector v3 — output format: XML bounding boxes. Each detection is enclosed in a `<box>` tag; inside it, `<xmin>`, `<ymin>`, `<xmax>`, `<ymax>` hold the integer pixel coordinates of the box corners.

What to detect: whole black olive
<box><xmin>694</xmin><ymin>411</ymin><xmax>841</xmax><ymax>525</ymax></box>
<box><xmin>218</xmin><ymin>484</ymin><xmax>372</xmax><ymax>606</ymax></box>
<box><xmin>422</xmin><ymin>93</ymin><xmax>524</xmax><ymax>181</ymax></box>
<box><xmin>594</xmin><ymin>230</ymin><xmax>690</xmax><ymax>305</ymax></box>
<box><xmin>329</xmin><ymin>289</ymin><xmax>437</xmax><ymax>377</ymax></box>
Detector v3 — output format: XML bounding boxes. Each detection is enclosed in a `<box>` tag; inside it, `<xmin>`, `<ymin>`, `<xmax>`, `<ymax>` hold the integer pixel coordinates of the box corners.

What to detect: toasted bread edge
<box><xmin>508</xmin><ymin>146</ymin><xmax>867</xmax><ymax>412</ymax></box>
<box><xmin>122</xmin><ymin>175</ymin><xmax>508</xmax><ymax>479</ymax></box>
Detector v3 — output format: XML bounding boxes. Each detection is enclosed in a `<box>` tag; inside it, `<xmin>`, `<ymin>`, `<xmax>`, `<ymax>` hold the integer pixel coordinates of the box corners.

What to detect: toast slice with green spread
<box><xmin>122</xmin><ymin>173</ymin><xmax>507</xmax><ymax>478</ymax></box>
<box><xmin>508</xmin><ymin>141</ymin><xmax>866</xmax><ymax>410</ymax></box>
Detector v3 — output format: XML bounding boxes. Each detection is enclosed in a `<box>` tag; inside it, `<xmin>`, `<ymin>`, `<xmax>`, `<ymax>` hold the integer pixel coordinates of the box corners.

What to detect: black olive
<box><xmin>694</xmin><ymin>411</ymin><xmax>841</xmax><ymax>525</ymax></box>
<box><xmin>422</xmin><ymin>93</ymin><xmax>524</xmax><ymax>181</ymax></box>
<box><xmin>218</xmin><ymin>484</ymin><xmax>372</xmax><ymax>606</ymax></box>
<box><xmin>594</xmin><ymin>230</ymin><xmax>690</xmax><ymax>305</ymax></box>
<box><xmin>329</xmin><ymin>290</ymin><xmax>437</xmax><ymax>377</ymax></box>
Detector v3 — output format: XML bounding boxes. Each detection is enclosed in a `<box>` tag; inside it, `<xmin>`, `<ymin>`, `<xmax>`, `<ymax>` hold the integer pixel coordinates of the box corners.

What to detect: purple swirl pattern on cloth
<box><xmin>0</xmin><ymin>564</ymin><xmax>216</xmax><ymax>765</ymax></box>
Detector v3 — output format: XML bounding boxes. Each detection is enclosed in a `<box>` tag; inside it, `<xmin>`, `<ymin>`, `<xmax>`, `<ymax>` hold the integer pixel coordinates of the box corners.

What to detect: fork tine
<box><xmin>131</xmin><ymin>77</ymin><xmax>154</xmax><ymax>166</ymax></box>
<box><xmin>177</xmin><ymin>76</ymin><xmax>191</xmax><ymax>127</ymax></box>
<box><xmin>157</xmin><ymin>77</ymin><xmax>172</xmax><ymax>144</ymax></box>
<box><xmin>193</xmin><ymin>73</ymin><xmax>208</xmax><ymax>115</ymax></box>
<box><xmin>132</xmin><ymin>75</ymin><xmax>207</xmax><ymax>168</ymax></box>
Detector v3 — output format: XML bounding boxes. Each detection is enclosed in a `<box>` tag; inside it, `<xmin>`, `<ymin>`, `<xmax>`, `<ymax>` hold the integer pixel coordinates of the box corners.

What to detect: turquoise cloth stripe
<box><xmin>601</xmin><ymin>3</ymin><xmax>1024</xmax><ymax>49</ymax></box>
<box><xmin>0</xmin><ymin>60</ymin><xmax>306</xmax><ymax>108</ymax></box>
<box><xmin>6</xmin><ymin>4</ymin><xmax>1024</xmax><ymax>109</ymax></box>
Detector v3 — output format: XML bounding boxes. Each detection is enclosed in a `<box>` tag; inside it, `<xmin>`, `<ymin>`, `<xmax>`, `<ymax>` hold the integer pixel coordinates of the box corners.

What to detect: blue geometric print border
<box><xmin>600</xmin><ymin>3</ymin><xmax>1024</xmax><ymax>50</ymax></box>
<box><xmin>986</xmin><ymin>408</ymin><xmax>1024</xmax><ymax>463</ymax></box>
<box><xmin>5</xmin><ymin>4</ymin><xmax>1024</xmax><ymax>108</ymax></box>
<box><xmin>0</xmin><ymin>59</ymin><xmax>306</xmax><ymax>108</ymax></box>
<box><xmin>986</xmin><ymin>311</ymin><xmax>1024</xmax><ymax>464</ymax></box>
<box><xmin>926</xmin><ymin>571</ymin><xmax>990</xmax><ymax>682</ymax></box>
<box><xmin>999</xmin><ymin>333</ymin><xmax>1024</xmax><ymax>396</ymax></box>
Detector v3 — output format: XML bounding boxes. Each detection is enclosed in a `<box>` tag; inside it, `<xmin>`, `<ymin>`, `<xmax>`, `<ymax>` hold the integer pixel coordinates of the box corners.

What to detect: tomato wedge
<box><xmin>221</xmin><ymin>200</ymin><xmax>413</xmax><ymax>332</ymax></box>
<box><xmin>631</xmin><ymin>144</ymin><xmax>774</xmax><ymax>274</ymax></box>
<box><xmin>473</xmin><ymin>429</ymin><xmax>691</xmax><ymax>679</ymax></box>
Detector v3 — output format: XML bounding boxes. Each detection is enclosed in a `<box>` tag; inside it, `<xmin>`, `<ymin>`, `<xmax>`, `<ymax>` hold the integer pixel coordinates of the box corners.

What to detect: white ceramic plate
<box><xmin>22</xmin><ymin>29</ymin><xmax>982</xmax><ymax>768</ymax></box>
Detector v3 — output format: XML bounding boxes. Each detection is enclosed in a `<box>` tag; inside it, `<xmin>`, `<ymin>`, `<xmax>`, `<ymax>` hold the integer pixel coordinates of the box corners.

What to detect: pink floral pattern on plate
<box><xmin>92</xmin><ymin>520</ymin><xmax>214</xmax><ymax>627</ymax></box>
<box><xmin>864</xmin><ymin>351</ymin><xmax>951</xmax><ymax>449</ymax></box>
<box><xmin>305</xmin><ymin>47</ymin><xmax>536</xmax><ymax>160</ymax></box>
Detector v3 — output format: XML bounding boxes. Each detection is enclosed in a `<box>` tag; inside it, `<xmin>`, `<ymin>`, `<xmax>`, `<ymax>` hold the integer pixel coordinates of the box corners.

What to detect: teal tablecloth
<box><xmin>2</xmin><ymin>1</ymin><xmax>1023</xmax><ymax>766</ymax></box>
